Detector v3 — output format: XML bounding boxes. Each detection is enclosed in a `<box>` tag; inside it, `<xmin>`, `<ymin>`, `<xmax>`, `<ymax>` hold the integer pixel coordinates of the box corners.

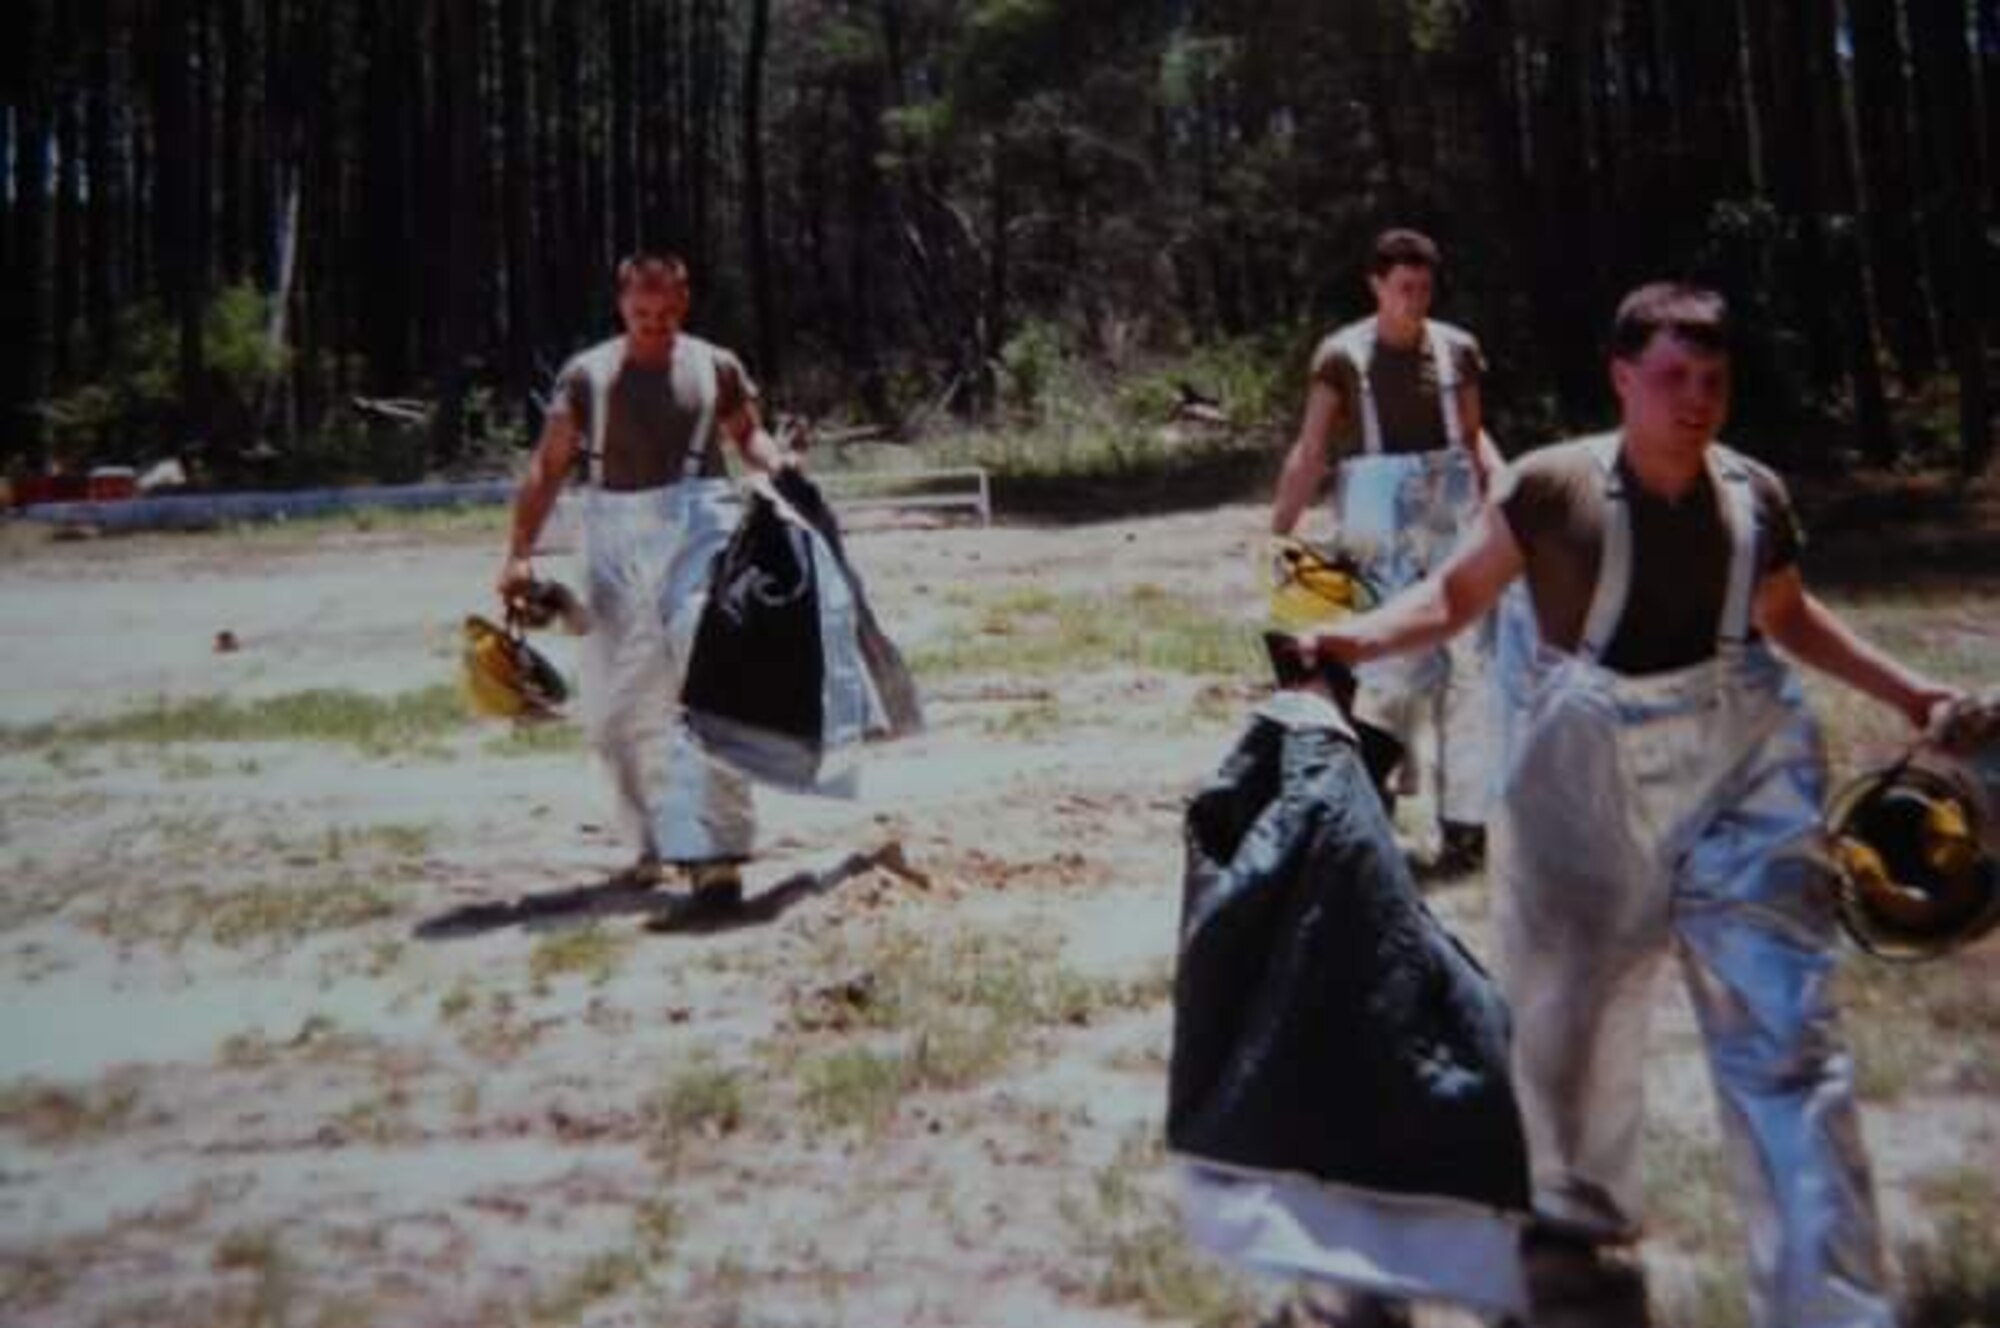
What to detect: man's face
<box><xmin>618</xmin><ymin>282</ymin><xmax>690</xmax><ymax>356</ymax></box>
<box><xmin>1369</xmin><ymin>263</ymin><xmax>1434</xmax><ymax>329</ymax></box>
<box><xmin>1612</xmin><ymin>331</ymin><xmax>1731</xmax><ymax>453</ymax></box>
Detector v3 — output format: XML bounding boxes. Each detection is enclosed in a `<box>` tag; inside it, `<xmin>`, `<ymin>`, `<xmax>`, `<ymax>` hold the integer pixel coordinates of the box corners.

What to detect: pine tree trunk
<box><xmin>744</xmin><ymin>0</ymin><xmax>778</xmax><ymax>380</ymax></box>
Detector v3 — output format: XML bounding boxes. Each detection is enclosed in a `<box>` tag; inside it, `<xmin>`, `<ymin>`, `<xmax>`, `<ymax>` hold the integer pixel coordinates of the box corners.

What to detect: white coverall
<box><xmin>1492</xmin><ymin>436</ymin><xmax>1893</xmax><ymax>1328</ymax></box>
<box><xmin>569</xmin><ymin>336</ymin><xmax>755</xmax><ymax>866</ymax></box>
<box><xmin>1330</xmin><ymin>319</ymin><xmax>1493</xmax><ymax>831</ymax></box>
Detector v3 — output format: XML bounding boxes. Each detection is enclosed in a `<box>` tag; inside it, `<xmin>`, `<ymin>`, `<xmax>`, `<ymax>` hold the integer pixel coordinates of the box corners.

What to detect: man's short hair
<box><xmin>1369</xmin><ymin>228</ymin><xmax>1441</xmax><ymax>277</ymax></box>
<box><xmin>1610</xmin><ymin>282</ymin><xmax>1730</xmax><ymax>360</ymax></box>
<box><xmin>616</xmin><ymin>252</ymin><xmax>690</xmax><ymax>295</ymax></box>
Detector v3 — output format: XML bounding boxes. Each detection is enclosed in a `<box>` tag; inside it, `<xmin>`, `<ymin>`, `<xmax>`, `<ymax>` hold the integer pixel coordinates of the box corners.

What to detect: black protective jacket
<box><xmin>1168</xmin><ymin>699</ymin><xmax>1531</xmax><ymax>1213</ymax></box>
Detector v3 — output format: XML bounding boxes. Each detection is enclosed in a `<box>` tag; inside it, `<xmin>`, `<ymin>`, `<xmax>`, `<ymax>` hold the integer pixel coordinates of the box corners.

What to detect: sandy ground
<box><xmin>0</xmin><ymin>501</ymin><xmax>1994</xmax><ymax>1328</ymax></box>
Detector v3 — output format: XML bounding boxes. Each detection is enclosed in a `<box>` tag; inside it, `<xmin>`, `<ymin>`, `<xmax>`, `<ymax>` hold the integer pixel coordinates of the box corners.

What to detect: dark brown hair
<box><xmin>1369</xmin><ymin>228</ymin><xmax>1441</xmax><ymax>277</ymax></box>
<box><xmin>1609</xmin><ymin>282</ymin><xmax>1730</xmax><ymax>360</ymax></box>
<box><xmin>616</xmin><ymin>252</ymin><xmax>690</xmax><ymax>295</ymax></box>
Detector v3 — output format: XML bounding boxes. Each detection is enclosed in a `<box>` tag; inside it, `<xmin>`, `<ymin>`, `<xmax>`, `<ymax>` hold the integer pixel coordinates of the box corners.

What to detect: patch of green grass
<box><xmin>1903</xmin><ymin>1167</ymin><xmax>2000</xmax><ymax>1328</ymax></box>
<box><xmin>528</xmin><ymin>924</ymin><xmax>633</xmax><ymax>989</ymax></box>
<box><xmin>633</xmin><ymin>1200</ymin><xmax>680</xmax><ymax>1261</ymax></box>
<box><xmin>1641</xmin><ymin>1121</ymin><xmax>1739</xmax><ymax>1248</ymax></box>
<box><xmin>530</xmin><ymin>1248</ymin><xmax>648</xmax><ymax>1326</ymax></box>
<box><xmin>437</xmin><ymin>979</ymin><xmax>478</xmax><ymax>1022</ymax></box>
<box><xmin>328</xmin><ymin>1084</ymin><xmax>414</xmax><ymax>1145</ymax></box>
<box><xmin>198</xmin><ymin>500</ymin><xmax>511</xmax><ymax>545</ymax></box>
<box><xmin>981</xmin><ymin>698</ymin><xmax>1069</xmax><ymax>739</ymax></box>
<box><xmin>0</xmin><ymin>685</ymin><xmax>471</xmax><ymax>758</ymax></box>
<box><xmin>1835</xmin><ymin>959</ymin><xmax>1997</xmax><ymax>1101</ymax></box>
<box><xmin>210</xmin><ymin>1228</ymin><xmax>299</xmax><ymax>1327</ymax></box>
<box><xmin>78</xmin><ymin>816</ymin><xmax>429</xmax><ymax>952</ymax></box>
<box><xmin>218</xmin><ymin>1014</ymin><xmax>364</xmax><ymax>1069</ymax></box>
<box><xmin>1657</xmin><ymin>1269</ymin><xmax>1752</xmax><ymax>1328</ymax></box>
<box><xmin>0</xmin><ymin>1253</ymin><xmax>69</xmax><ymax>1311</ymax></box>
<box><xmin>0</xmin><ymin>1076</ymin><xmax>142</xmax><ymax>1144</ymax></box>
<box><xmin>644</xmin><ymin>1057</ymin><xmax>749</xmax><ymax>1158</ymax></box>
<box><xmin>324</xmin><ymin>823</ymin><xmax>435</xmax><ymax>860</ymax></box>
<box><xmin>1058</xmin><ymin>1129</ymin><xmax>1254</xmax><ymax>1327</ymax></box>
<box><xmin>484</xmin><ymin>720</ymin><xmax>585</xmax><ymax>757</ymax></box>
<box><xmin>782</xmin><ymin>928</ymin><xmax>1168</xmax><ymax>1134</ymax></box>
<box><xmin>797</xmin><ymin>1046</ymin><xmax>909</xmax><ymax>1136</ymax></box>
<box><xmin>205</xmin><ymin>880</ymin><xmax>398</xmax><ymax>949</ymax></box>
<box><xmin>160</xmin><ymin>751</ymin><xmax>222</xmax><ymax>781</ymax></box>
<box><xmin>909</xmin><ymin>582</ymin><xmax>1259</xmax><ymax>680</ymax></box>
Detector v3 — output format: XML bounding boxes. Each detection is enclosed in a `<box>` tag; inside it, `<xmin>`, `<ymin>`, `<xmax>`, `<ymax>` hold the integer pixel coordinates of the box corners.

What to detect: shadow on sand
<box><xmin>412</xmin><ymin>841</ymin><xmax>926</xmax><ymax>941</ymax></box>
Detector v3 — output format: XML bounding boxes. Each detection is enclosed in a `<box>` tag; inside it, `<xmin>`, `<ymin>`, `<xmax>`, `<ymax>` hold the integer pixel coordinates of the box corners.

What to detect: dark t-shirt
<box><xmin>1309</xmin><ymin>319</ymin><xmax>1486</xmax><ymax>458</ymax></box>
<box><xmin>1496</xmin><ymin>437</ymin><xmax>1804</xmax><ymax>675</ymax></box>
<box><xmin>553</xmin><ymin>335</ymin><xmax>755</xmax><ymax>490</ymax></box>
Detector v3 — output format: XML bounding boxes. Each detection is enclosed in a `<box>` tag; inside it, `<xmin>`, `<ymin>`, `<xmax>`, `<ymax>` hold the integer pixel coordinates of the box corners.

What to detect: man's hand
<box><xmin>497</xmin><ymin>554</ymin><xmax>537</xmax><ymax>601</ymax></box>
<box><xmin>1904</xmin><ymin>681</ymin><xmax>1963</xmax><ymax>735</ymax></box>
<box><xmin>1298</xmin><ymin>623</ymin><xmax>1366</xmax><ymax>669</ymax></box>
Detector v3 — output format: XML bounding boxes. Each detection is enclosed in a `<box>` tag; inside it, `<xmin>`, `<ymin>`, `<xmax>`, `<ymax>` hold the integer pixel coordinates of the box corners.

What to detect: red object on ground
<box><xmin>86</xmin><ymin>468</ymin><xmax>139</xmax><ymax>501</ymax></box>
<box><xmin>12</xmin><ymin>474</ymin><xmax>90</xmax><ymax>507</ymax></box>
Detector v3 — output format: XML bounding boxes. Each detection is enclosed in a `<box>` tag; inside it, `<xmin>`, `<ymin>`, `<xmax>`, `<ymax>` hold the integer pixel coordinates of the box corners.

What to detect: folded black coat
<box><xmin>682</xmin><ymin>470</ymin><xmax>922</xmax><ymax>794</ymax></box>
<box><xmin>1168</xmin><ymin>697</ymin><xmax>1530</xmax><ymax>1213</ymax></box>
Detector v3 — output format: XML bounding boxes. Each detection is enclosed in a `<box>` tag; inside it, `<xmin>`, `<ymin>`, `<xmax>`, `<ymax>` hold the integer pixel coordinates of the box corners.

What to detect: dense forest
<box><xmin>1</xmin><ymin>0</ymin><xmax>1994</xmax><ymax>484</ymax></box>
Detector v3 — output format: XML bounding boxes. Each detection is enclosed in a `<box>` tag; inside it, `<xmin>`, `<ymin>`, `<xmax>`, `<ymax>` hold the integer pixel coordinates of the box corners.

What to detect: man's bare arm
<box><xmin>1311</xmin><ymin>503</ymin><xmax>1524</xmax><ymax>666</ymax></box>
<box><xmin>1458</xmin><ymin>380</ymin><xmax>1503</xmax><ymax>496</ymax></box>
<box><xmin>1754</xmin><ymin>567</ymin><xmax>1957</xmax><ymax>730</ymax></box>
<box><xmin>497</xmin><ymin>410</ymin><xmax>581</xmax><ymax>596</ymax></box>
<box><xmin>1271</xmin><ymin>380</ymin><xmax>1341</xmax><ymax>536</ymax></box>
<box><xmin>722</xmin><ymin>397</ymin><xmax>792</xmax><ymax>474</ymax></box>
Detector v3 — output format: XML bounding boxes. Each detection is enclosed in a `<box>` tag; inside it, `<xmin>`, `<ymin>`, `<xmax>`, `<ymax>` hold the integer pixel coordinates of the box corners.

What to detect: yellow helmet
<box><xmin>1824</xmin><ymin>763</ymin><xmax>2000</xmax><ymax>961</ymax></box>
<box><xmin>461</xmin><ymin>613</ymin><xmax>569</xmax><ymax>720</ymax></box>
<box><xmin>1267</xmin><ymin>536</ymin><xmax>1377</xmax><ymax>633</ymax></box>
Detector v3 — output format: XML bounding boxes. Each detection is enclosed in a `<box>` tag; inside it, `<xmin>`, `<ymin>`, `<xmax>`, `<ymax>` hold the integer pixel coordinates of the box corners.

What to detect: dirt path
<box><xmin>0</xmin><ymin>505</ymin><xmax>1994</xmax><ymax>1328</ymax></box>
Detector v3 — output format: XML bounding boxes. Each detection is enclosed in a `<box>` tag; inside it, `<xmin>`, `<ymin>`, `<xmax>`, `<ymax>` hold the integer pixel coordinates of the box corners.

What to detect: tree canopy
<box><xmin>3</xmin><ymin>0</ymin><xmax>1993</xmax><ymax>480</ymax></box>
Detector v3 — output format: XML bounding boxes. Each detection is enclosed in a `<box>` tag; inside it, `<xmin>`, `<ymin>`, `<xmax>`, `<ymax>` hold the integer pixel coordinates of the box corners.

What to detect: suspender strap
<box><xmin>581</xmin><ymin>342</ymin><xmax>619</xmax><ymax>488</ymax></box>
<box><xmin>1332</xmin><ymin>319</ymin><xmax>1463</xmax><ymax>457</ymax></box>
<box><xmin>574</xmin><ymin>337</ymin><xmax>721</xmax><ymax>488</ymax></box>
<box><xmin>1711</xmin><ymin>448</ymin><xmax>1758</xmax><ymax>647</ymax></box>
<box><xmin>1429</xmin><ymin>322</ymin><xmax>1464</xmax><ymax>451</ymax></box>
<box><xmin>680</xmin><ymin>339</ymin><xmax>719</xmax><ymax>481</ymax></box>
<box><xmin>1332</xmin><ymin>323</ymin><xmax>1385</xmax><ymax>457</ymax></box>
<box><xmin>1577</xmin><ymin>433</ymin><xmax>1628</xmax><ymax>664</ymax></box>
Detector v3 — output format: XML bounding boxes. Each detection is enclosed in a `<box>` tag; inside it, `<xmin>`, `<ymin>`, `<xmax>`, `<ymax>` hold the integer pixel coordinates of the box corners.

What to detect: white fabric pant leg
<box><xmin>1341</xmin><ymin>449</ymin><xmax>1489</xmax><ymax>829</ymax></box>
<box><xmin>652</xmin><ymin>479</ymin><xmax>754</xmax><ymax>863</ymax></box>
<box><xmin>579</xmin><ymin>482</ymin><xmax>753</xmax><ymax>867</ymax></box>
<box><xmin>1492</xmin><ymin>657</ymin><xmax>1670</xmax><ymax>1238</ymax></box>
<box><xmin>1434</xmin><ymin>623</ymin><xmax>1492</xmax><ymax>827</ymax></box>
<box><xmin>1496</xmin><ymin>647</ymin><xmax>1893</xmax><ymax>1327</ymax></box>
<box><xmin>1673</xmin><ymin>699</ymin><xmax>1893</xmax><ymax>1328</ymax></box>
<box><xmin>579</xmin><ymin>490</ymin><xmax>678</xmax><ymax>861</ymax></box>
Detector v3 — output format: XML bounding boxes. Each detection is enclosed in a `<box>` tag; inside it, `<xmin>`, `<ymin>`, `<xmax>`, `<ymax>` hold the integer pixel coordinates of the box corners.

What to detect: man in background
<box><xmin>1271</xmin><ymin>228</ymin><xmax>1502</xmax><ymax>872</ymax></box>
<box><xmin>498</xmin><ymin>253</ymin><xmax>791</xmax><ymax>907</ymax></box>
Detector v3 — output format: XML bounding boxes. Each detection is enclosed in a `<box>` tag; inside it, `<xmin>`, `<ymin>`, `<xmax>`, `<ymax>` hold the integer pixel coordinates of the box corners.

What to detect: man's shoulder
<box><xmin>1712</xmin><ymin>442</ymin><xmax>1788</xmax><ymax>489</ymax></box>
<box><xmin>1514</xmin><ymin>434</ymin><xmax>1613</xmax><ymax>481</ymax></box>
<box><xmin>1426</xmin><ymin>318</ymin><xmax>1479</xmax><ymax>350</ymax></box>
<box><xmin>1498</xmin><ymin>436</ymin><xmax>1611</xmax><ymax>540</ymax></box>
<box><xmin>1711</xmin><ymin>443</ymin><xmax>1800</xmax><ymax>532</ymax></box>
<box><xmin>560</xmin><ymin>336</ymin><xmax>625</xmax><ymax>382</ymax></box>
<box><xmin>1311</xmin><ymin>320</ymin><xmax>1374</xmax><ymax>376</ymax></box>
<box><xmin>676</xmin><ymin>332</ymin><xmax>744</xmax><ymax>365</ymax></box>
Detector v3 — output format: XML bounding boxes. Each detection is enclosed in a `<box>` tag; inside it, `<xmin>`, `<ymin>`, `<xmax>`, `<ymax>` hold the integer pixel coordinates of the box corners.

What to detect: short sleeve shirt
<box><xmin>553</xmin><ymin>335</ymin><xmax>756</xmax><ymax>490</ymax></box>
<box><xmin>1309</xmin><ymin>319</ymin><xmax>1486</xmax><ymax>458</ymax></box>
<box><xmin>1495</xmin><ymin>437</ymin><xmax>1804</xmax><ymax>675</ymax></box>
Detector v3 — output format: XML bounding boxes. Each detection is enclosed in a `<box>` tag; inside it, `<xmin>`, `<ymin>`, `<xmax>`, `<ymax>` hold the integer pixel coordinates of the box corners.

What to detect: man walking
<box><xmin>1271</xmin><ymin>228</ymin><xmax>1502</xmax><ymax>870</ymax></box>
<box><xmin>498</xmin><ymin>253</ymin><xmax>791</xmax><ymax>906</ymax></box>
<box><xmin>1300</xmin><ymin>282</ymin><xmax>1955</xmax><ymax>1327</ymax></box>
